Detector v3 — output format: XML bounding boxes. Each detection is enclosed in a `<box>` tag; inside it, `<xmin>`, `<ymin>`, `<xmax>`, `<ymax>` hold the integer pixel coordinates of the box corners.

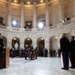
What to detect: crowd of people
<box><xmin>10</xmin><ymin>44</ymin><xmax>38</xmax><ymax>60</ymax></box>
<box><xmin>10</xmin><ymin>45</ymin><xmax>48</xmax><ymax>58</ymax></box>
<box><xmin>50</xmin><ymin>49</ymin><xmax>61</xmax><ymax>57</ymax></box>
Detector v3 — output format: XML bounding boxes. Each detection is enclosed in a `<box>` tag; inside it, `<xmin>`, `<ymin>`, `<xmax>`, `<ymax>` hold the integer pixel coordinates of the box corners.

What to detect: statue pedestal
<box><xmin>2</xmin><ymin>48</ymin><xmax>10</xmax><ymax>68</ymax></box>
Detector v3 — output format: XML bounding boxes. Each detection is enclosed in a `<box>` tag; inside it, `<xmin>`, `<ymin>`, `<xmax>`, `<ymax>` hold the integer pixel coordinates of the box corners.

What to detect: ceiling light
<box><xmin>40</xmin><ymin>0</ymin><xmax>44</xmax><ymax>3</ymax></box>
<box><xmin>27</xmin><ymin>1</ymin><xmax>30</xmax><ymax>4</ymax></box>
<box><xmin>62</xmin><ymin>20</ymin><xmax>65</xmax><ymax>23</ymax></box>
<box><xmin>14</xmin><ymin>0</ymin><xmax>18</xmax><ymax>3</ymax></box>
<box><xmin>28</xmin><ymin>38</ymin><xmax>30</xmax><ymax>41</ymax></box>
<box><xmin>41</xmin><ymin>38</ymin><xmax>44</xmax><ymax>40</ymax></box>
<box><xmin>55</xmin><ymin>37</ymin><xmax>57</xmax><ymax>39</ymax></box>
<box><xmin>14</xmin><ymin>37</ymin><xmax>16</xmax><ymax>40</ymax></box>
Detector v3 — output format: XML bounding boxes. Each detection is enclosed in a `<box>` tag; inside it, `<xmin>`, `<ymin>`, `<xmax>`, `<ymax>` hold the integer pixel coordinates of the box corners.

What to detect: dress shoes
<box><xmin>70</xmin><ymin>67</ymin><xmax>75</xmax><ymax>69</ymax></box>
<box><xmin>0</xmin><ymin>67</ymin><xmax>2</xmax><ymax>69</ymax></box>
<box><xmin>70</xmin><ymin>67</ymin><xmax>73</xmax><ymax>68</ymax></box>
<box><xmin>61</xmin><ymin>68</ymin><xmax>69</xmax><ymax>70</ymax></box>
<box><xmin>25</xmin><ymin>59</ymin><xmax>27</xmax><ymax>60</ymax></box>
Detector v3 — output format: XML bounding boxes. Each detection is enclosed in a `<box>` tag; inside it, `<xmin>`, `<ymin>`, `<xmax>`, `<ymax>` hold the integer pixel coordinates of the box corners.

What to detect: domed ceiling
<box><xmin>7</xmin><ymin>0</ymin><xmax>50</xmax><ymax>4</ymax></box>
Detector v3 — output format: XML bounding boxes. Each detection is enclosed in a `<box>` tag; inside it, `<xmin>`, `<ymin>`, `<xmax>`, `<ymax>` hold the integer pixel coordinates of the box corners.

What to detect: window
<box><xmin>24</xmin><ymin>21</ymin><xmax>32</xmax><ymax>28</ymax></box>
<box><xmin>11</xmin><ymin>19</ymin><xmax>18</xmax><ymax>28</ymax></box>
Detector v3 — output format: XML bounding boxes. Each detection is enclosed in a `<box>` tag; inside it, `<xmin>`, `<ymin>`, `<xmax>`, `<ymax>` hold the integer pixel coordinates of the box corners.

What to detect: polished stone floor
<box><xmin>0</xmin><ymin>57</ymin><xmax>75</xmax><ymax>75</ymax></box>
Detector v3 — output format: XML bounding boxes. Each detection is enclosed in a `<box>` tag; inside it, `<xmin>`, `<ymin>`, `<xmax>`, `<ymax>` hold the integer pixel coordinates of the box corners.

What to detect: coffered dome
<box><xmin>0</xmin><ymin>0</ymin><xmax>74</xmax><ymax>29</ymax></box>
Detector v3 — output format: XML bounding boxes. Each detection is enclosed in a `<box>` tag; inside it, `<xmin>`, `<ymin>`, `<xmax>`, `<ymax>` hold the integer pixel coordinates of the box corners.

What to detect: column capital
<box><xmin>21</xmin><ymin>0</ymin><xmax>24</xmax><ymax>3</ymax></box>
<box><xmin>33</xmin><ymin>0</ymin><xmax>36</xmax><ymax>2</ymax></box>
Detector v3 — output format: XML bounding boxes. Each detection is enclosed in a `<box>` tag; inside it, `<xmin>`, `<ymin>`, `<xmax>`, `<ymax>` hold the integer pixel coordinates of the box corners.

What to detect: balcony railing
<box><xmin>0</xmin><ymin>24</ymin><xmax>7</xmax><ymax>28</ymax></box>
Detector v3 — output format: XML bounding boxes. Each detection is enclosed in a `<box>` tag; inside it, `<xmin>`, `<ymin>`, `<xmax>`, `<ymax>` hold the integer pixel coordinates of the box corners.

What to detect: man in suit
<box><xmin>69</xmin><ymin>36</ymin><xmax>75</xmax><ymax>68</ymax></box>
<box><xmin>35</xmin><ymin>47</ymin><xmax>38</xmax><ymax>59</ymax></box>
<box><xmin>43</xmin><ymin>48</ymin><xmax>48</xmax><ymax>57</ymax></box>
<box><xmin>30</xmin><ymin>44</ymin><xmax>34</xmax><ymax>60</ymax></box>
<box><xmin>24</xmin><ymin>44</ymin><xmax>28</xmax><ymax>60</ymax></box>
<box><xmin>43</xmin><ymin>48</ymin><xmax>46</xmax><ymax>57</ymax></box>
<box><xmin>60</xmin><ymin>33</ymin><xmax>69</xmax><ymax>70</ymax></box>
<box><xmin>0</xmin><ymin>33</ymin><xmax>4</xmax><ymax>69</ymax></box>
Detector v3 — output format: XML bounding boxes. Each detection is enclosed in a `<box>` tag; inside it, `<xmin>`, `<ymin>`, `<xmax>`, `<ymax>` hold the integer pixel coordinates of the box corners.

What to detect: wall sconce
<box><xmin>62</xmin><ymin>18</ymin><xmax>70</xmax><ymax>23</ymax></box>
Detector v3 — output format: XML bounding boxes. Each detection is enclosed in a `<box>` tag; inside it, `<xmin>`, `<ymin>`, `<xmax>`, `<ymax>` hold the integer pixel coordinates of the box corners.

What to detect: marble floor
<box><xmin>0</xmin><ymin>57</ymin><xmax>75</xmax><ymax>75</ymax></box>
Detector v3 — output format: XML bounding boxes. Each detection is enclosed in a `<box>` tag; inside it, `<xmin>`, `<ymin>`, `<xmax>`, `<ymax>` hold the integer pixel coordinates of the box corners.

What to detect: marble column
<box><xmin>73</xmin><ymin>0</ymin><xmax>75</xmax><ymax>16</ymax></box>
<box><xmin>21</xmin><ymin>0</ymin><xmax>24</xmax><ymax>28</ymax></box>
<box><xmin>33</xmin><ymin>41</ymin><xmax>37</xmax><ymax>49</ymax></box>
<box><xmin>20</xmin><ymin>42</ymin><xmax>24</xmax><ymax>49</ymax></box>
<box><xmin>58</xmin><ymin>0</ymin><xmax>63</xmax><ymax>22</ymax></box>
<box><xmin>7</xmin><ymin>41</ymin><xmax>11</xmax><ymax>48</ymax></box>
<box><xmin>33</xmin><ymin>0</ymin><xmax>37</xmax><ymax>29</ymax></box>
<box><xmin>45</xmin><ymin>0</ymin><xmax>49</xmax><ymax>29</ymax></box>
<box><xmin>8</xmin><ymin>0</ymin><xmax>12</xmax><ymax>27</ymax></box>
<box><xmin>57</xmin><ymin>0</ymin><xmax>63</xmax><ymax>27</ymax></box>
<box><xmin>71</xmin><ymin>0</ymin><xmax>75</xmax><ymax>23</ymax></box>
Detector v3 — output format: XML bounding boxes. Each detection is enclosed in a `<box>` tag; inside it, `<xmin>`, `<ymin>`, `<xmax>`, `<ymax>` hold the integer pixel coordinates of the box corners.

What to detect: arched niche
<box><xmin>49</xmin><ymin>36</ymin><xmax>59</xmax><ymax>57</ymax></box>
<box><xmin>49</xmin><ymin>36</ymin><xmax>58</xmax><ymax>51</ymax></box>
<box><xmin>12</xmin><ymin>37</ymin><xmax>20</xmax><ymax>49</ymax></box>
<box><xmin>2</xmin><ymin>36</ymin><xmax>7</xmax><ymax>47</ymax></box>
<box><xmin>37</xmin><ymin>37</ymin><xmax>45</xmax><ymax>56</ymax></box>
<box><xmin>24</xmin><ymin>38</ymin><xmax>32</xmax><ymax>48</ymax></box>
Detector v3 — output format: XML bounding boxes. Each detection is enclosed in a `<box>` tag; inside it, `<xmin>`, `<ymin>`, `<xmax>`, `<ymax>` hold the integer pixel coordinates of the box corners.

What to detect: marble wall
<box><xmin>0</xmin><ymin>0</ymin><xmax>75</xmax><ymax>56</ymax></box>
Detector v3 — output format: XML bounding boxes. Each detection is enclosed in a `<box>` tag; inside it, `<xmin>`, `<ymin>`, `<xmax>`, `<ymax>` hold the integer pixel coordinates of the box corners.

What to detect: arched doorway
<box><xmin>37</xmin><ymin>37</ymin><xmax>45</xmax><ymax>56</ymax></box>
<box><xmin>24</xmin><ymin>38</ymin><xmax>32</xmax><ymax>48</ymax></box>
<box><xmin>12</xmin><ymin>37</ymin><xmax>20</xmax><ymax>49</ymax></box>
<box><xmin>49</xmin><ymin>36</ymin><xmax>58</xmax><ymax>57</ymax></box>
<box><xmin>50</xmin><ymin>36</ymin><xmax>58</xmax><ymax>50</ymax></box>
<box><xmin>2</xmin><ymin>36</ymin><xmax>7</xmax><ymax>47</ymax></box>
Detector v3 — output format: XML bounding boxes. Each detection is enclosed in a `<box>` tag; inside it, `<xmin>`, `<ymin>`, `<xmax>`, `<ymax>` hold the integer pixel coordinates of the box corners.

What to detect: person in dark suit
<box><xmin>45</xmin><ymin>48</ymin><xmax>48</xmax><ymax>57</ymax></box>
<box><xmin>43</xmin><ymin>48</ymin><xmax>48</xmax><ymax>57</ymax></box>
<box><xmin>35</xmin><ymin>47</ymin><xmax>38</xmax><ymax>59</ymax></box>
<box><xmin>60</xmin><ymin>33</ymin><xmax>69</xmax><ymax>70</ymax></box>
<box><xmin>24</xmin><ymin>44</ymin><xmax>28</xmax><ymax>60</ymax></box>
<box><xmin>43</xmin><ymin>48</ymin><xmax>46</xmax><ymax>57</ymax></box>
<box><xmin>69</xmin><ymin>36</ymin><xmax>75</xmax><ymax>68</ymax></box>
<box><xmin>50</xmin><ymin>50</ymin><xmax>53</xmax><ymax>57</ymax></box>
<box><xmin>30</xmin><ymin>44</ymin><xmax>34</xmax><ymax>60</ymax></box>
<box><xmin>10</xmin><ymin>47</ymin><xmax>14</xmax><ymax>58</ymax></box>
<box><xmin>0</xmin><ymin>33</ymin><xmax>4</xmax><ymax>69</ymax></box>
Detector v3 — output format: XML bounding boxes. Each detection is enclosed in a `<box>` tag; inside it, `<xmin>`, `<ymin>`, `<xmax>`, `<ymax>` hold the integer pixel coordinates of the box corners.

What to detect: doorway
<box><xmin>12</xmin><ymin>37</ymin><xmax>20</xmax><ymax>49</ymax></box>
<box><xmin>24</xmin><ymin>38</ymin><xmax>32</xmax><ymax>48</ymax></box>
<box><xmin>37</xmin><ymin>37</ymin><xmax>45</xmax><ymax>56</ymax></box>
